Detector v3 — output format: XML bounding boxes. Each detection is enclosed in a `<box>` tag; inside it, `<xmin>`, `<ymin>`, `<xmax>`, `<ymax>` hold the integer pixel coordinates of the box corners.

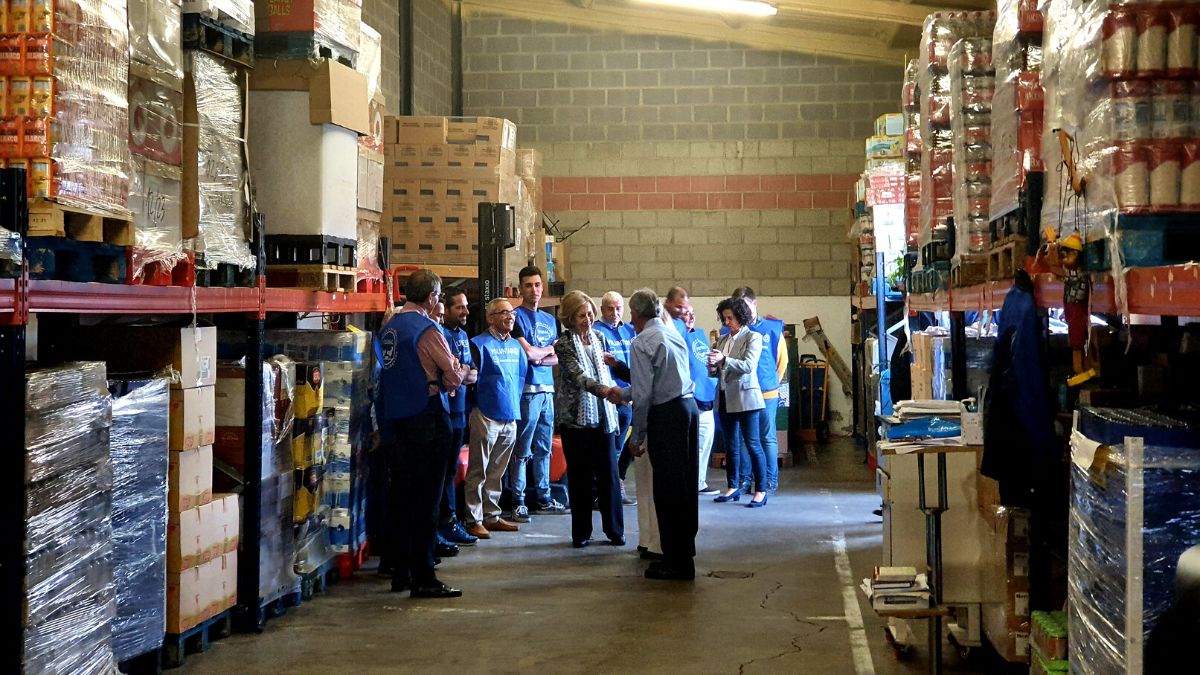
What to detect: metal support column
<box><xmin>400</xmin><ymin>0</ymin><xmax>415</xmax><ymax>116</ymax></box>
<box><xmin>451</xmin><ymin>1</ymin><xmax>464</xmax><ymax>116</ymax></box>
<box><xmin>949</xmin><ymin>311</ymin><xmax>969</xmax><ymax>401</ymax></box>
<box><xmin>237</xmin><ymin>214</ymin><xmax>268</xmax><ymax>631</ymax></box>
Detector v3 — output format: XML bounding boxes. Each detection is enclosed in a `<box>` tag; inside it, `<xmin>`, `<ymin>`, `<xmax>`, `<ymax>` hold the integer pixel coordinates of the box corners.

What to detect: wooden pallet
<box><xmin>950</xmin><ymin>254</ymin><xmax>989</xmax><ymax>288</ymax></box>
<box><xmin>265</xmin><ymin>234</ymin><xmax>357</xmax><ymax>267</ymax></box>
<box><xmin>28</xmin><ymin>200</ymin><xmax>134</xmax><ymax>245</ymax></box>
<box><xmin>300</xmin><ymin>557</ymin><xmax>339</xmax><ymax>601</ymax></box>
<box><xmin>163</xmin><ymin>608</ymin><xmax>233</xmax><ymax>669</ymax></box>
<box><xmin>195</xmin><ymin>259</ymin><xmax>256</xmax><ymax>288</ymax></box>
<box><xmin>987</xmin><ymin>237</ymin><xmax>1028</xmax><ymax>281</ymax></box>
<box><xmin>267</xmin><ymin>264</ymin><xmax>357</xmax><ymax>292</ymax></box>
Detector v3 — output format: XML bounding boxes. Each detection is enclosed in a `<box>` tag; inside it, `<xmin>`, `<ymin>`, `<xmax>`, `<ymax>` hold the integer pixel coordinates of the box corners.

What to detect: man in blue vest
<box><xmin>509</xmin><ymin>265</ymin><xmax>567</xmax><ymax>520</ymax></box>
<box><xmin>731</xmin><ymin>286</ymin><xmax>787</xmax><ymax>493</ymax></box>
<box><xmin>664</xmin><ymin>286</ymin><xmax>689</xmax><ymax>337</ymax></box>
<box><xmin>377</xmin><ymin>270</ymin><xmax>470</xmax><ymax>598</ymax></box>
<box><xmin>463</xmin><ymin>298</ymin><xmax>528</xmax><ymax>538</ymax></box>
<box><xmin>438</xmin><ymin>288</ymin><xmax>479</xmax><ymax>547</ymax></box>
<box><xmin>593</xmin><ymin>290</ymin><xmax>637</xmax><ymax>505</ymax></box>
<box><xmin>681</xmin><ymin>304</ymin><xmax>720</xmax><ymax>495</ymax></box>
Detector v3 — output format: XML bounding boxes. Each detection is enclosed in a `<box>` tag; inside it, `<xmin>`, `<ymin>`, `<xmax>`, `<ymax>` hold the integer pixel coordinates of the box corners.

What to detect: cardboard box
<box><xmin>446</xmin><ymin>143</ymin><xmax>474</xmax><ymax>168</ymax></box>
<box><xmin>212</xmin><ymin>551</ymin><xmax>238</xmax><ymax>615</ymax></box>
<box><xmin>357</xmin><ymin>152</ymin><xmax>383</xmax><ymax>213</ymax></box>
<box><xmin>474</xmin><ymin>117</ymin><xmax>517</xmax><ymax>150</ymax></box>
<box><xmin>167</xmin><ymin>562</ymin><xmax>209</xmax><ymax>633</ymax></box>
<box><xmin>168</xmin><ymin>501</ymin><xmax>215</xmax><ymax>572</ymax></box>
<box><xmin>420</xmin><ymin>144</ymin><xmax>448</xmax><ymax>168</ymax></box>
<box><xmin>170</xmin><ymin>386</ymin><xmax>216</xmax><ymax>451</ymax></box>
<box><xmin>875</xmin><ymin>113</ymin><xmax>905</xmax><ymax>136</ymax></box>
<box><xmin>294</xmin><ymin>363</ymin><xmax>325</xmax><ymax>418</ymax></box>
<box><xmin>394</xmin><ymin>115</ymin><xmax>448</xmax><ymax>144</ymax></box>
<box><xmin>866</xmin><ymin>135</ymin><xmax>903</xmax><ymax>159</ymax></box>
<box><xmin>389</xmin><ymin>143</ymin><xmax>421</xmax><ymax>169</ymax></box>
<box><xmin>472</xmin><ymin>180</ymin><xmax>499</xmax><ymax>203</ymax></box>
<box><xmin>249</xmin><ymin>59</ymin><xmax>369</xmax><ymax>134</ymax></box>
<box><xmin>446</xmin><ymin>119</ymin><xmax>476</xmax><ymax>144</ymax></box>
<box><xmin>211</xmin><ymin>493</ymin><xmax>240</xmax><ymax>554</ymax></box>
<box><xmin>169</xmin><ymin>445</ymin><xmax>214</xmax><ymax>512</ymax></box>
<box><xmin>389</xmin><ymin>214</ymin><xmax>420</xmax><ymax>262</ymax></box>
<box><xmin>416</xmin><ymin>214</ymin><xmax>443</xmax><ymax>255</ymax></box>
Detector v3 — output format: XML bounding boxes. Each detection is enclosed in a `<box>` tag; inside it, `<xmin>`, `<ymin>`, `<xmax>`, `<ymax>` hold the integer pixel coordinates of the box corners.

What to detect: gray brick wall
<box><xmin>458</xmin><ymin>15</ymin><xmax>902</xmax><ymax>297</ymax></box>
<box><xmin>463</xmin><ymin>17</ymin><xmax>901</xmax><ymax>143</ymax></box>
<box><xmin>362</xmin><ymin>0</ymin><xmax>400</xmax><ymax>110</ymax></box>
<box><xmin>412</xmin><ymin>0</ymin><xmax>453</xmax><ymax>115</ymax></box>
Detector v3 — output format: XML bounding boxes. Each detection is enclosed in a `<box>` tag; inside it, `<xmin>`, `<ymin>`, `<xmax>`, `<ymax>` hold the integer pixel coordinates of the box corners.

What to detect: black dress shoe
<box><xmin>607</xmin><ymin>535</ymin><xmax>625</xmax><ymax>546</ymax></box>
<box><xmin>410</xmin><ymin>581</ymin><xmax>463</xmax><ymax>599</ymax></box>
<box><xmin>640</xmin><ymin>550</ymin><xmax>664</xmax><ymax>561</ymax></box>
<box><xmin>572</xmin><ymin>539</ymin><xmax>590</xmax><ymax>548</ymax></box>
<box><xmin>637</xmin><ymin>545</ymin><xmax>647</xmax><ymax>553</ymax></box>
<box><xmin>390</xmin><ymin>577</ymin><xmax>412</xmax><ymax>593</ymax></box>
<box><xmin>436</xmin><ymin>543</ymin><xmax>460</xmax><ymax>558</ymax></box>
<box><xmin>645</xmin><ymin>562</ymin><xmax>695</xmax><ymax>581</ymax></box>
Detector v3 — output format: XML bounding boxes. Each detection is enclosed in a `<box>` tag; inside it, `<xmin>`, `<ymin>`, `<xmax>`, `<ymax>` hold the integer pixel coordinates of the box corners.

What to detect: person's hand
<box><xmin>630</xmin><ymin>440</ymin><xmax>647</xmax><ymax>457</ymax></box>
<box><xmin>605</xmin><ymin>387</ymin><xmax>625</xmax><ymax>405</ymax></box>
<box><xmin>603</xmin><ymin>353</ymin><xmax>618</xmax><ymax>367</ymax></box>
<box><xmin>707</xmin><ymin>350</ymin><xmax>725</xmax><ymax>366</ymax></box>
<box><xmin>370</xmin><ymin>431</ymin><xmax>381</xmax><ymax>451</ymax></box>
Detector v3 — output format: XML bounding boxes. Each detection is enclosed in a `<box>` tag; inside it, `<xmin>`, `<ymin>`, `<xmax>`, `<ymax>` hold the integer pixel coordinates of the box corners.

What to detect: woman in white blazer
<box><xmin>706</xmin><ymin>297</ymin><xmax>769</xmax><ymax>508</ymax></box>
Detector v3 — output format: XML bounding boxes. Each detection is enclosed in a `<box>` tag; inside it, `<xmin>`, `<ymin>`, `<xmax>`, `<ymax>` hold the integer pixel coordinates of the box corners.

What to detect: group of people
<box><xmin>375</xmin><ymin>267</ymin><xmax>788</xmax><ymax>598</ymax></box>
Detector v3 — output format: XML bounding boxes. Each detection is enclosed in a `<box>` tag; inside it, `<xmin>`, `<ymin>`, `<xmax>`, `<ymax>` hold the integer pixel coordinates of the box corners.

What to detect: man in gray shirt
<box><xmin>608</xmin><ymin>288</ymin><xmax>699</xmax><ymax>580</ymax></box>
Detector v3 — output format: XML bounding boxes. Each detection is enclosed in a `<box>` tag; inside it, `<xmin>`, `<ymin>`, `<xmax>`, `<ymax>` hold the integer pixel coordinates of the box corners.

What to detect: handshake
<box><xmin>601</xmin><ymin>386</ymin><xmax>627</xmax><ymax>405</ymax></box>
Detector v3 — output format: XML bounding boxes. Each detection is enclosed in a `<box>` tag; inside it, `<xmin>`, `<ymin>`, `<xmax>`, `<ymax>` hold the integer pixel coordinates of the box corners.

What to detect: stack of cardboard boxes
<box><xmin>384</xmin><ymin>115</ymin><xmax>519</xmax><ymax>264</ymax></box>
<box><xmin>981</xmin><ymin>506</ymin><xmax>1032</xmax><ymax>663</ymax></box>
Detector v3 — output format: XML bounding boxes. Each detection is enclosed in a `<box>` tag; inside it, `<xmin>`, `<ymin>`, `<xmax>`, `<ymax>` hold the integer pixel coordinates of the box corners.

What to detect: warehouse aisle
<box><xmin>182</xmin><ymin>441</ymin><xmax>981</xmax><ymax>674</ymax></box>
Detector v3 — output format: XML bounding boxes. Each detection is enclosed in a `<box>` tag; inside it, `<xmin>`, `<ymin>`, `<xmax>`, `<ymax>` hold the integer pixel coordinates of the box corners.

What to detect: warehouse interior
<box><xmin>9</xmin><ymin>0</ymin><xmax>1199</xmax><ymax>673</ymax></box>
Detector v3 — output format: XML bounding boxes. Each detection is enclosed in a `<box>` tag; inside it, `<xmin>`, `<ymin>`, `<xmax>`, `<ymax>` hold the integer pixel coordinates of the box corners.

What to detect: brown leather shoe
<box><xmin>484</xmin><ymin>518</ymin><xmax>519</xmax><ymax>532</ymax></box>
<box><xmin>465</xmin><ymin>523</ymin><xmax>491</xmax><ymax>539</ymax></box>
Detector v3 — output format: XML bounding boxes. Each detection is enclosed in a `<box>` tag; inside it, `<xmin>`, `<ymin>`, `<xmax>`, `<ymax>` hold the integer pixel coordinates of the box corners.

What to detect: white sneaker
<box><xmin>534</xmin><ymin>498</ymin><xmax>568</xmax><ymax>515</ymax></box>
<box><xmin>512</xmin><ymin>505</ymin><xmax>531</xmax><ymax>523</ymax></box>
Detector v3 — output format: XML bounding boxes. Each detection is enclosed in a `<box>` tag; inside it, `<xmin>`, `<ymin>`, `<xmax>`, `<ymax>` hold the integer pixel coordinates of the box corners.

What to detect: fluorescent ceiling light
<box><xmin>632</xmin><ymin>0</ymin><xmax>779</xmax><ymax>18</ymax></box>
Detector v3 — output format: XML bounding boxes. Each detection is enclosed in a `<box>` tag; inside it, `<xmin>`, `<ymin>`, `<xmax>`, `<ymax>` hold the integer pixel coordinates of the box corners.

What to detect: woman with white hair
<box><xmin>553</xmin><ymin>290</ymin><xmax>625</xmax><ymax>548</ymax></box>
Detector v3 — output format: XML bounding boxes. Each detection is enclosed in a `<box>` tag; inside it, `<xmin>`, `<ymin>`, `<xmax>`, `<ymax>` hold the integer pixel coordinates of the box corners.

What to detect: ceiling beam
<box><xmin>460</xmin><ymin>0</ymin><xmax>908</xmax><ymax>64</ymax></box>
<box><xmin>775</xmin><ymin>0</ymin><xmax>942</xmax><ymax>27</ymax></box>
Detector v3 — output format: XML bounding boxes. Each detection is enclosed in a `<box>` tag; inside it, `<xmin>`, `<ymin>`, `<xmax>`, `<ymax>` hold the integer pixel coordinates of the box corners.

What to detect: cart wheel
<box><xmin>816</xmin><ymin>422</ymin><xmax>831</xmax><ymax>444</ymax></box>
<box><xmin>883</xmin><ymin>626</ymin><xmax>914</xmax><ymax>660</ymax></box>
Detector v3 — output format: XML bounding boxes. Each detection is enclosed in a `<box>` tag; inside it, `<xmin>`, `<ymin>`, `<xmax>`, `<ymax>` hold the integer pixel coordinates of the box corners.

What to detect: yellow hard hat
<box><xmin>1061</xmin><ymin>234</ymin><xmax>1083</xmax><ymax>252</ymax></box>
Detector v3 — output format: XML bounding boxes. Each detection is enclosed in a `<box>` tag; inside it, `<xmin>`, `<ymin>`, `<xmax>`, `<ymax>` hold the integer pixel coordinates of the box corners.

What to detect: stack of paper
<box><xmin>861</xmin><ymin>567</ymin><xmax>931</xmax><ymax>611</ymax></box>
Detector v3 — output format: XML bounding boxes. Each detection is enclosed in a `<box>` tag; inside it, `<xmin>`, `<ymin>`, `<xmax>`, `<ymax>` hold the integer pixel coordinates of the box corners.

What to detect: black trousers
<box><xmin>647</xmin><ymin>396</ymin><xmax>700</xmax><ymax>569</ymax></box>
<box><xmin>561</xmin><ymin>426</ymin><xmax>623</xmax><ymax>544</ymax></box>
<box><xmin>439</xmin><ymin>426</ymin><xmax>466</xmax><ymax>525</ymax></box>
<box><xmin>387</xmin><ymin>396</ymin><xmax>450</xmax><ymax>585</ymax></box>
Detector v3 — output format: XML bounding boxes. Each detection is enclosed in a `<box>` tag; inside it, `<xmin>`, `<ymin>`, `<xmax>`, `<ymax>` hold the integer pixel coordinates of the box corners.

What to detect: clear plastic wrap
<box><xmin>129</xmin><ymin>157</ymin><xmax>186</xmax><ymax>280</ymax></box>
<box><xmin>187</xmin><ymin>50</ymin><xmax>253</xmax><ymax>270</ymax></box>
<box><xmin>1068</xmin><ymin>407</ymin><xmax>1200</xmax><ymax>675</ymax></box>
<box><xmin>356</xmin><ymin>21</ymin><xmax>381</xmax><ymax>102</ymax></box>
<box><xmin>19</xmin><ymin>0</ymin><xmax>133</xmax><ymax>216</ymax></box>
<box><xmin>129</xmin><ymin>0</ymin><xmax>183</xmax><ymax>83</ymax></box>
<box><xmin>981</xmin><ymin>506</ymin><xmax>1031</xmax><ymax>663</ymax></box>
<box><xmin>24</xmin><ymin>362</ymin><xmax>116</xmax><ymax>675</ymax></box>
<box><xmin>266</xmin><ymin>330</ymin><xmax>372</xmax><ymax>562</ymax></box>
<box><xmin>1042</xmin><ymin>0</ymin><xmax>1200</xmax><ymax>284</ymax></box>
<box><xmin>108</xmin><ymin>378</ymin><xmax>169</xmax><ymax>662</ymax></box>
<box><xmin>183</xmin><ymin>0</ymin><xmax>255</xmax><ymax>36</ymax></box>
<box><xmin>991</xmin><ymin>0</ymin><xmax>1045</xmax><ymax>222</ymax></box>
<box><xmin>356</xmin><ymin>215</ymin><xmax>382</xmax><ymax>281</ymax></box>
<box><xmin>903</xmin><ymin>59</ymin><xmax>922</xmax><ymax>247</ymax></box>
<box><xmin>950</xmin><ymin>38</ymin><xmax>996</xmax><ymax>261</ymax></box>
<box><xmin>918</xmin><ymin>12</ymin><xmax>996</xmax><ymax>249</ymax></box>
<box><xmin>255</xmin><ymin>0</ymin><xmax>362</xmax><ymax>52</ymax></box>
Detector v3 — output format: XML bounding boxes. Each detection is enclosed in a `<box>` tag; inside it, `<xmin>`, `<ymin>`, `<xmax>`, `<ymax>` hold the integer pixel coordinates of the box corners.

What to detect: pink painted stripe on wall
<box><xmin>542</xmin><ymin>174</ymin><xmax>858</xmax><ymax>212</ymax></box>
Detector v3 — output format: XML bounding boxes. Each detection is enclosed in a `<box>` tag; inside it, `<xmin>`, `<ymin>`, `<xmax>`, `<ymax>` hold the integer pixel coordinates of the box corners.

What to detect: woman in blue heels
<box><xmin>707</xmin><ymin>297</ymin><xmax>769</xmax><ymax>508</ymax></box>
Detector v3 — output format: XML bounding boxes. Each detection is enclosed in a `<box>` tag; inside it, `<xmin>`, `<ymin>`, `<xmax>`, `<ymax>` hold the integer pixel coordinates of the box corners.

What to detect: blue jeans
<box><xmin>510</xmin><ymin>391</ymin><xmax>554</xmax><ymax>506</ymax></box>
<box><xmin>760</xmin><ymin>395</ymin><xmax>779</xmax><ymax>489</ymax></box>
<box><xmin>615</xmin><ymin>404</ymin><xmax>632</xmax><ymax>461</ymax></box>
<box><xmin>719</xmin><ymin>407</ymin><xmax>767</xmax><ymax>492</ymax></box>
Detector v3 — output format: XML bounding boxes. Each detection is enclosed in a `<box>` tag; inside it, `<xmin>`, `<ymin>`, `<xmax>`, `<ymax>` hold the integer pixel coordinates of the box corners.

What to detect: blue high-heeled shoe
<box><xmin>713</xmin><ymin>490</ymin><xmax>741</xmax><ymax>503</ymax></box>
<box><xmin>746</xmin><ymin>495</ymin><xmax>768</xmax><ymax>508</ymax></box>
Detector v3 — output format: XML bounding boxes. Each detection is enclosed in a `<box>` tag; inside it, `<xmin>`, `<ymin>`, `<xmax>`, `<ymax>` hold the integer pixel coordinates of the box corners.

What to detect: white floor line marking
<box><xmin>823</xmin><ymin>489</ymin><xmax>876</xmax><ymax>675</ymax></box>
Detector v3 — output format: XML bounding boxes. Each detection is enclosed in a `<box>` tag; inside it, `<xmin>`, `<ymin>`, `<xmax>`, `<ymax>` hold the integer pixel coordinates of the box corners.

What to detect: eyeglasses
<box><xmin>489</xmin><ymin>310</ymin><xmax>515</xmax><ymax>317</ymax></box>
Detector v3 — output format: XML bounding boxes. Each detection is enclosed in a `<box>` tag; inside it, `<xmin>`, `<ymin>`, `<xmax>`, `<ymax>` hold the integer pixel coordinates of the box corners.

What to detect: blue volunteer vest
<box><xmin>378</xmin><ymin>311</ymin><xmax>441</xmax><ymax>420</ymax></box>
<box><xmin>514</xmin><ymin>306</ymin><xmax>557</xmax><ymax>388</ymax></box>
<box><xmin>749</xmin><ymin>316</ymin><xmax>784</xmax><ymax>393</ymax></box>
<box><xmin>441</xmin><ymin>325</ymin><xmax>474</xmax><ymax>429</ymax></box>
<box><xmin>593</xmin><ymin>321</ymin><xmax>634</xmax><ymax>388</ymax></box>
<box><xmin>683</xmin><ymin>327</ymin><xmax>718</xmax><ymax>404</ymax></box>
<box><xmin>471</xmin><ymin>332</ymin><xmax>527</xmax><ymax>422</ymax></box>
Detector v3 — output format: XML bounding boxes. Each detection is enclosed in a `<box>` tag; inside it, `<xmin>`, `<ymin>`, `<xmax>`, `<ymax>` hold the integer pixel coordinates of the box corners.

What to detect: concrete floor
<box><xmin>183</xmin><ymin>440</ymin><xmax>994</xmax><ymax>674</ymax></box>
